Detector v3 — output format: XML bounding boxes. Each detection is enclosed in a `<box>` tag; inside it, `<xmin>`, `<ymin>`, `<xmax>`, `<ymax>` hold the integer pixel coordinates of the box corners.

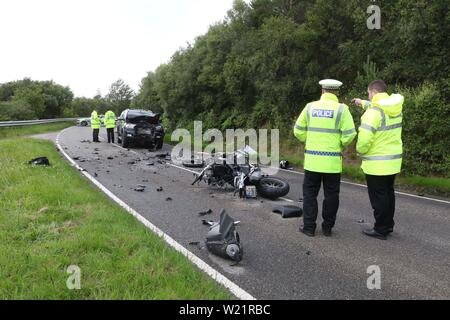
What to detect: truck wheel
<box><xmin>121</xmin><ymin>134</ymin><xmax>130</xmax><ymax>148</ymax></box>
<box><xmin>155</xmin><ymin>139</ymin><xmax>163</xmax><ymax>150</ymax></box>
<box><xmin>256</xmin><ymin>177</ymin><xmax>290</xmax><ymax>200</ymax></box>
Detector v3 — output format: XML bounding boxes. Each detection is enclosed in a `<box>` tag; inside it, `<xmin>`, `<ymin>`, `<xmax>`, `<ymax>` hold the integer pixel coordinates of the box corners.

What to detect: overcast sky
<box><xmin>0</xmin><ymin>0</ymin><xmax>241</xmax><ymax>98</ymax></box>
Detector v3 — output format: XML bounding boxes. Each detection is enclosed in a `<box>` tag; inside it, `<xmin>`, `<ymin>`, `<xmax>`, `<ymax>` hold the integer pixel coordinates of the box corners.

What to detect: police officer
<box><xmin>91</xmin><ymin>110</ymin><xmax>101</xmax><ymax>143</ymax></box>
<box><xmin>294</xmin><ymin>79</ymin><xmax>357</xmax><ymax>237</ymax></box>
<box><xmin>353</xmin><ymin>80</ymin><xmax>404</xmax><ymax>240</ymax></box>
<box><xmin>104</xmin><ymin>110</ymin><xmax>116</xmax><ymax>143</ymax></box>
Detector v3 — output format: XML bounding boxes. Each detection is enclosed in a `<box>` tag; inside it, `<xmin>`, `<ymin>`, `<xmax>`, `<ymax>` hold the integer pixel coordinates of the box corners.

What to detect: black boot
<box><xmin>322</xmin><ymin>227</ymin><xmax>332</xmax><ymax>237</ymax></box>
<box><xmin>363</xmin><ymin>228</ymin><xmax>387</xmax><ymax>240</ymax></box>
<box><xmin>300</xmin><ymin>227</ymin><xmax>315</xmax><ymax>237</ymax></box>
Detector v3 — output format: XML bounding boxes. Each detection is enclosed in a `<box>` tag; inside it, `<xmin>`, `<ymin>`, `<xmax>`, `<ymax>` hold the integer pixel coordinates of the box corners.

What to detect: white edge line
<box><xmin>265</xmin><ymin>166</ymin><xmax>450</xmax><ymax>205</ymax></box>
<box><xmin>104</xmin><ymin>136</ymin><xmax>449</xmax><ymax>205</ymax></box>
<box><xmin>113</xmin><ymin>141</ymin><xmax>449</xmax><ymax>206</ymax></box>
<box><xmin>56</xmin><ymin>127</ymin><xmax>256</xmax><ymax>301</ymax></box>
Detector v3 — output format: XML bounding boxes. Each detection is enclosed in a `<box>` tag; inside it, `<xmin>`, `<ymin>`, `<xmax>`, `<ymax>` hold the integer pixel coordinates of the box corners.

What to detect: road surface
<box><xmin>56</xmin><ymin>126</ymin><xmax>450</xmax><ymax>300</ymax></box>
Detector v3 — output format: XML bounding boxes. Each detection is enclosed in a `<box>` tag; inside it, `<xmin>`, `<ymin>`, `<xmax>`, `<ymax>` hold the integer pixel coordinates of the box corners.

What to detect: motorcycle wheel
<box><xmin>256</xmin><ymin>177</ymin><xmax>290</xmax><ymax>200</ymax></box>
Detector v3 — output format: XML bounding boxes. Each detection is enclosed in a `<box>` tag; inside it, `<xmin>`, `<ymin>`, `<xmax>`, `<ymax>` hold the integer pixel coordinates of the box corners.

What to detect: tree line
<box><xmin>131</xmin><ymin>0</ymin><xmax>449</xmax><ymax>177</ymax></box>
<box><xmin>0</xmin><ymin>0</ymin><xmax>448</xmax><ymax>177</ymax></box>
<box><xmin>0</xmin><ymin>78</ymin><xmax>134</xmax><ymax>120</ymax></box>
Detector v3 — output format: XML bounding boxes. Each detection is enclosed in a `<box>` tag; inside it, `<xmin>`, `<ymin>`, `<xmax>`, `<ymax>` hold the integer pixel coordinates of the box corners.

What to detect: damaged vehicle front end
<box><xmin>117</xmin><ymin>109</ymin><xmax>165</xmax><ymax>149</ymax></box>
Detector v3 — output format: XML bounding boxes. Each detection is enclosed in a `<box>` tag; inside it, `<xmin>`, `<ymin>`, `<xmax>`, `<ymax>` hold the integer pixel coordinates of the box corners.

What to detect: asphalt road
<box><xmin>57</xmin><ymin>126</ymin><xmax>450</xmax><ymax>300</ymax></box>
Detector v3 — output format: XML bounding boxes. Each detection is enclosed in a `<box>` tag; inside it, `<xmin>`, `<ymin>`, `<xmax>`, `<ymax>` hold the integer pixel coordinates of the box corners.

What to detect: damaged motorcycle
<box><xmin>192</xmin><ymin>151</ymin><xmax>290</xmax><ymax>200</ymax></box>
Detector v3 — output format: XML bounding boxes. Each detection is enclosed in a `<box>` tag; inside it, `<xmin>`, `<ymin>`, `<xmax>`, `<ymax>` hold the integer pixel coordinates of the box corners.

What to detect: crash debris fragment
<box><xmin>272</xmin><ymin>205</ymin><xmax>303</xmax><ymax>219</ymax></box>
<box><xmin>205</xmin><ymin>209</ymin><xmax>243</xmax><ymax>262</ymax></box>
<box><xmin>279</xmin><ymin>160</ymin><xmax>290</xmax><ymax>170</ymax></box>
<box><xmin>28</xmin><ymin>157</ymin><xmax>51</xmax><ymax>166</ymax></box>
<box><xmin>198</xmin><ymin>209</ymin><xmax>213</xmax><ymax>216</ymax></box>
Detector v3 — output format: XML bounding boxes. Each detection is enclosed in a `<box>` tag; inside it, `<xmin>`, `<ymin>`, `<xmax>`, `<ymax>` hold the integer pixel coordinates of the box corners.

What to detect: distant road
<box><xmin>58</xmin><ymin>126</ymin><xmax>450</xmax><ymax>300</ymax></box>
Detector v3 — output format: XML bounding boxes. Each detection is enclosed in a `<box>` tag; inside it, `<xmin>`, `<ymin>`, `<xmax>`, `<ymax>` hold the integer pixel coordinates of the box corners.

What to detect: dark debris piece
<box><xmin>166</xmin><ymin>197</ymin><xmax>173</xmax><ymax>201</ymax></box>
<box><xmin>198</xmin><ymin>209</ymin><xmax>213</xmax><ymax>216</ymax></box>
<box><xmin>107</xmin><ymin>157</ymin><xmax>114</xmax><ymax>160</ymax></box>
<box><xmin>72</xmin><ymin>156</ymin><xmax>80</xmax><ymax>160</ymax></box>
<box><xmin>156</xmin><ymin>187</ymin><xmax>164</xmax><ymax>192</ymax></box>
<box><xmin>202</xmin><ymin>220</ymin><xmax>215</xmax><ymax>226</ymax></box>
<box><xmin>28</xmin><ymin>157</ymin><xmax>51</xmax><ymax>166</ymax></box>
<box><xmin>134</xmin><ymin>187</ymin><xmax>145</xmax><ymax>192</ymax></box>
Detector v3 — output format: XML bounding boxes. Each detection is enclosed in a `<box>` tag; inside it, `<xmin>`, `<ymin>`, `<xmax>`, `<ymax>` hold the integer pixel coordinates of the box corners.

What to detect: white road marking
<box><xmin>264</xmin><ymin>166</ymin><xmax>450</xmax><ymax>205</ymax></box>
<box><xmin>57</xmin><ymin>128</ymin><xmax>256</xmax><ymax>300</ymax></box>
<box><xmin>104</xmin><ymin>131</ymin><xmax>450</xmax><ymax>206</ymax></box>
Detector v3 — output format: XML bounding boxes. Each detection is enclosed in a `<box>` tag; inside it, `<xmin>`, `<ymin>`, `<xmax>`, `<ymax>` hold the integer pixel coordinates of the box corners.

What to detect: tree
<box><xmin>106</xmin><ymin>79</ymin><xmax>134</xmax><ymax>114</ymax></box>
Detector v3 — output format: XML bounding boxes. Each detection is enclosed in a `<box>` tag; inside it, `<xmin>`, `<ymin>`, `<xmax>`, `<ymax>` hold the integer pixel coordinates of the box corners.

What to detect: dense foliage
<box><xmin>0</xmin><ymin>79</ymin><xmax>73</xmax><ymax>120</ymax></box>
<box><xmin>132</xmin><ymin>0</ymin><xmax>449</xmax><ymax>176</ymax></box>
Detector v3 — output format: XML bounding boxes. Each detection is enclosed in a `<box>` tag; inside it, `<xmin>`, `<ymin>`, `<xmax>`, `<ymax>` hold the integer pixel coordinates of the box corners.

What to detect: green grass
<box><xmin>0</xmin><ymin>122</ymin><xmax>74</xmax><ymax>139</ymax></box>
<box><xmin>0</xmin><ymin>137</ymin><xmax>231</xmax><ymax>299</ymax></box>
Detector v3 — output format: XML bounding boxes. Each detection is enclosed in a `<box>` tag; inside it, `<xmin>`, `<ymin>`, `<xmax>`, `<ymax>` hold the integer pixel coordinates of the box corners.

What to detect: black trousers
<box><xmin>366</xmin><ymin>174</ymin><xmax>396</xmax><ymax>234</ymax></box>
<box><xmin>92</xmin><ymin>129</ymin><xmax>99</xmax><ymax>142</ymax></box>
<box><xmin>107</xmin><ymin>128</ymin><xmax>115</xmax><ymax>143</ymax></box>
<box><xmin>303</xmin><ymin>170</ymin><xmax>341</xmax><ymax>232</ymax></box>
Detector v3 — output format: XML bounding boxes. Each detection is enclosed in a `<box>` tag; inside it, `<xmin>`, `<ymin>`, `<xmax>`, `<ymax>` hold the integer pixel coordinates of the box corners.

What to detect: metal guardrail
<box><xmin>0</xmin><ymin>118</ymin><xmax>79</xmax><ymax>128</ymax></box>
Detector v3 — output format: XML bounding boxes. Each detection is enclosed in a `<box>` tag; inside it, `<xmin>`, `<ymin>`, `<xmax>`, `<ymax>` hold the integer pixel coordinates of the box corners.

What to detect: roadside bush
<box><xmin>400</xmin><ymin>83</ymin><xmax>450</xmax><ymax>177</ymax></box>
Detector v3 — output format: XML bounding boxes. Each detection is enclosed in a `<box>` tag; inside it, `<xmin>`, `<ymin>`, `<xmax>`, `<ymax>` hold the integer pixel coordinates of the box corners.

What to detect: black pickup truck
<box><xmin>116</xmin><ymin>109</ymin><xmax>165</xmax><ymax>149</ymax></box>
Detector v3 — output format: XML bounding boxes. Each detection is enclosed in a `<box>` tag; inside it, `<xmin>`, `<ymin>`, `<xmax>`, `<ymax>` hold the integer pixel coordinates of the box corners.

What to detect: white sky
<box><xmin>0</xmin><ymin>0</ymin><xmax>241</xmax><ymax>97</ymax></box>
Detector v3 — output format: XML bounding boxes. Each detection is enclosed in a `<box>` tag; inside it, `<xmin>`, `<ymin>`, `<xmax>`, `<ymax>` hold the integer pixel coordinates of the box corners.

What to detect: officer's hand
<box><xmin>352</xmin><ymin>98</ymin><xmax>362</xmax><ymax>107</ymax></box>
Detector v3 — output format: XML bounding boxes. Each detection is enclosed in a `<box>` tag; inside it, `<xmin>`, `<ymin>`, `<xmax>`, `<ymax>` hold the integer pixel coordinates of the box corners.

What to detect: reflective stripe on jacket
<box><xmin>91</xmin><ymin>111</ymin><xmax>101</xmax><ymax>129</ymax></box>
<box><xmin>357</xmin><ymin>93</ymin><xmax>404</xmax><ymax>175</ymax></box>
<box><xmin>104</xmin><ymin>110</ymin><xmax>116</xmax><ymax>129</ymax></box>
<box><xmin>293</xmin><ymin>93</ymin><xmax>357</xmax><ymax>173</ymax></box>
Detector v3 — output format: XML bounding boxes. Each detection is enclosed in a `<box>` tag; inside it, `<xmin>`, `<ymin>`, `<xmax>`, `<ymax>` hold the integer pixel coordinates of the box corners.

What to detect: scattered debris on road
<box><xmin>272</xmin><ymin>205</ymin><xmax>303</xmax><ymax>219</ymax></box>
<box><xmin>205</xmin><ymin>209</ymin><xmax>243</xmax><ymax>262</ymax></box>
<box><xmin>157</xmin><ymin>187</ymin><xmax>164</xmax><ymax>192</ymax></box>
<box><xmin>198</xmin><ymin>209</ymin><xmax>213</xmax><ymax>216</ymax></box>
<box><xmin>280</xmin><ymin>160</ymin><xmax>290</xmax><ymax>170</ymax></box>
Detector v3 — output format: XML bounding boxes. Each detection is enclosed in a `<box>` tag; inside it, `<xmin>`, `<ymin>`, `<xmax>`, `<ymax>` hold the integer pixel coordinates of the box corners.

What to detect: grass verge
<box><xmin>0</xmin><ymin>136</ymin><xmax>231</xmax><ymax>299</ymax></box>
<box><xmin>0</xmin><ymin>122</ymin><xmax>75</xmax><ymax>139</ymax></box>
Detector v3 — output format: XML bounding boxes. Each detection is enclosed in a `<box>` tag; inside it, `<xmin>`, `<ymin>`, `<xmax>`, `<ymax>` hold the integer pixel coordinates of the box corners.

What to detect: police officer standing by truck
<box><xmin>353</xmin><ymin>80</ymin><xmax>404</xmax><ymax>240</ymax></box>
<box><xmin>104</xmin><ymin>110</ymin><xmax>116</xmax><ymax>143</ymax></box>
<box><xmin>91</xmin><ymin>109</ymin><xmax>101</xmax><ymax>143</ymax></box>
<box><xmin>294</xmin><ymin>79</ymin><xmax>357</xmax><ymax>237</ymax></box>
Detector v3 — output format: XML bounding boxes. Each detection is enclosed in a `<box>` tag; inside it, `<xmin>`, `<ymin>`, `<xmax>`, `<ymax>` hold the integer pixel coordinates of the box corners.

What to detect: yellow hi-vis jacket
<box><xmin>357</xmin><ymin>93</ymin><xmax>404</xmax><ymax>176</ymax></box>
<box><xmin>294</xmin><ymin>93</ymin><xmax>357</xmax><ymax>173</ymax></box>
<box><xmin>91</xmin><ymin>110</ymin><xmax>101</xmax><ymax>129</ymax></box>
<box><xmin>104</xmin><ymin>110</ymin><xmax>116</xmax><ymax>129</ymax></box>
